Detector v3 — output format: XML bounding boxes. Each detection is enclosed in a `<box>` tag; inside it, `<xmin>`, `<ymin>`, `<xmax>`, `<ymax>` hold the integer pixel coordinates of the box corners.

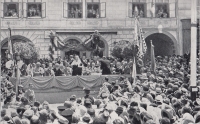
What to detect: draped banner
<box><xmin>10</xmin><ymin>75</ymin><xmax>131</xmax><ymax>90</ymax></box>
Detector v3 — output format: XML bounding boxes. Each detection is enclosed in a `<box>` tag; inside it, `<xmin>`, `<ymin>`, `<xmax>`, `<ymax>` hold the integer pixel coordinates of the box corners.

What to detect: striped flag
<box><xmin>151</xmin><ymin>41</ymin><xmax>156</xmax><ymax>73</ymax></box>
<box><xmin>8</xmin><ymin>28</ymin><xmax>13</xmax><ymax>59</ymax></box>
<box><xmin>132</xmin><ymin>57</ymin><xmax>137</xmax><ymax>84</ymax></box>
<box><xmin>134</xmin><ymin>17</ymin><xmax>147</xmax><ymax>59</ymax></box>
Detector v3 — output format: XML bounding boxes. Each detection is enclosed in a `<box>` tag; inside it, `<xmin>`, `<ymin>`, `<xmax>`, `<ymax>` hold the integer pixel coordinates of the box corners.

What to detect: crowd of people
<box><xmin>1</xmin><ymin>53</ymin><xmax>200</xmax><ymax>124</ymax></box>
<box><xmin>1</xmin><ymin>54</ymin><xmax>136</xmax><ymax>77</ymax></box>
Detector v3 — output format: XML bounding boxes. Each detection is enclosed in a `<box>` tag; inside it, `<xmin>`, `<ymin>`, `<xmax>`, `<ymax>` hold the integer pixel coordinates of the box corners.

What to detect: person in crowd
<box><xmin>70</xmin><ymin>7</ymin><xmax>75</xmax><ymax>18</ymax></box>
<box><xmin>33</xmin><ymin>62</ymin><xmax>44</xmax><ymax>77</ymax></box>
<box><xmin>44</xmin><ymin>63</ymin><xmax>55</xmax><ymax>76</ymax></box>
<box><xmin>24</xmin><ymin>83</ymin><xmax>36</xmax><ymax>105</ymax></box>
<box><xmin>71</xmin><ymin>55</ymin><xmax>83</xmax><ymax>76</ymax></box>
<box><xmin>2</xmin><ymin>53</ymin><xmax>200</xmax><ymax>124</ymax></box>
<box><xmin>53</xmin><ymin>63</ymin><xmax>63</xmax><ymax>76</ymax></box>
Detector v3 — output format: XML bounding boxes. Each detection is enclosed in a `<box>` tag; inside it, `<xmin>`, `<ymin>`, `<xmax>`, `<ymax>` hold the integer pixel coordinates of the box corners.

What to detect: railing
<box><xmin>0</xmin><ymin>18</ymin><xmax>178</xmax><ymax>29</ymax></box>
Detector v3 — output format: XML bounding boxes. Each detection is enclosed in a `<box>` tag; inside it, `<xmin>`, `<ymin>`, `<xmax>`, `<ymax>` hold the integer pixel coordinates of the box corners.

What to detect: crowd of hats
<box><xmin>1</xmin><ymin>55</ymin><xmax>200</xmax><ymax>124</ymax></box>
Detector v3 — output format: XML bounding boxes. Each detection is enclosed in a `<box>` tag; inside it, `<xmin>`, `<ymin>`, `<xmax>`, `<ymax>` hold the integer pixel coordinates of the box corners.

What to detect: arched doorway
<box><xmin>145</xmin><ymin>33</ymin><xmax>175</xmax><ymax>59</ymax></box>
<box><xmin>1</xmin><ymin>35</ymin><xmax>38</xmax><ymax>64</ymax></box>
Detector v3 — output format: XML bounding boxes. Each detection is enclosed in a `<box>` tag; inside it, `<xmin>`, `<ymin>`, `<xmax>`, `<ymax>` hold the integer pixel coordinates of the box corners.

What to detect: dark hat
<box><xmin>120</xmin><ymin>100</ymin><xmax>128</xmax><ymax>108</ymax></box>
<box><xmin>161</xmin><ymin>109</ymin><xmax>173</xmax><ymax>119</ymax></box>
<box><xmin>77</xmin><ymin>98</ymin><xmax>82</xmax><ymax>104</ymax></box>
<box><xmin>60</xmin><ymin>109</ymin><xmax>73</xmax><ymax>117</ymax></box>
<box><xmin>142</xmin><ymin>85</ymin><xmax>149</xmax><ymax>93</ymax></box>
<box><xmin>149</xmin><ymin>103</ymin><xmax>158</xmax><ymax>107</ymax></box>
<box><xmin>115</xmin><ymin>106</ymin><xmax>123</xmax><ymax>114</ymax></box>
<box><xmin>7</xmin><ymin>83</ymin><xmax>14</xmax><ymax>89</ymax></box>
<box><xmin>194</xmin><ymin>106</ymin><xmax>200</xmax><ymax>112</ymax></box>
<box><xmin>34</xmin><ymin>101</ymin><xmax>40</xmax><ymax>107</ymax></box>
<box><xmin>3</xmin><ymin>115</ymin><xmax>11</xmax><ymax>121</ymax></box>
<box><xmin>87</xmin><ymin>108</ymin><xmax>95</xmax><ymax>116</ymax></box>
<box><xmin>94</xmin><ymin>99</ymin><xmax>101</xmax><ymax>106</ymax></box>
<box><xmin>174</xmin><ymin>90</ymin><xmax>182</xmax><ymax>99</ymax></box>
<box><xmin>130</xmin><ymin>101</ymin><xmax>138</xmax><ymax>107</ymax></box>
<box><xmin>195</xmin><ymin>112</ymin><xmax>200</xmax><ymax>123</ymax></box>
<box><xmin>119</xmin><ymin>76</ymin><xmax>125</xmax><ymax>80</ymax></box>
<box><xmin>163</xmin><ymin>98</ymin><xmax>170</xmax><ymax>105</ymax></box>
<box><xmin>82</xmin><ymin>115</ymin><xmax>91</xmax><ymax>123</ymax></box>
<box><xmin>57</xmin><ymin>106</ymin><xmax>66</xmax><ymax>111</ymax></box>
<box><xmin>111</xmin><ymin>81</ymin><xmax>116</xmax><ymax>84</ymax></box>
<box><xmin>1</xmin><ymin>109</ymin><xmax>6</xmax><ymax>117</ymax></box>
<box><xmin>105</xmin><ymin>77</ymin><xmax>109</xmax><ymax>80</ymax></box>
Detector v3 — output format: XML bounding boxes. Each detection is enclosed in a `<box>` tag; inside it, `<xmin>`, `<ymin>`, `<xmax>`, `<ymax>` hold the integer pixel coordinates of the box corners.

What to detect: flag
<box><xmin>15</xmin><ymin>66</ymin><xmax>21</xmax><ymax>96</ymax></box>
<box><xmin>135</xmin><ymin>18</ymin><xmax>147</xmax><ymax>59</ymax></box>
<box><xmin>151</xmin><ymin>41</ymin><xmax>156</xmax><ymax>73</ymax></box>
<box><xmin>132</xmin><ymin>57</ymin><xmax>137</xmax><ymax>84</ymax></box>
<box><xmin>134</xmin><ymin>17</ymin><xmax>139</xmax><ymax>46</ymax></box>
<box><xmin>8</xmin><ymin>28</ymin><xmax>13</xmax><ymax>59</ymax></box>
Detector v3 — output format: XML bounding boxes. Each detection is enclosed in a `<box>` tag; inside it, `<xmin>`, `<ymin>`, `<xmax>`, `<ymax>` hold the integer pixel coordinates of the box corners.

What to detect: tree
<box><xmin>111</xmin><ymin>46</ymin><xmax>123</xmax><ymax>60</ymax></box>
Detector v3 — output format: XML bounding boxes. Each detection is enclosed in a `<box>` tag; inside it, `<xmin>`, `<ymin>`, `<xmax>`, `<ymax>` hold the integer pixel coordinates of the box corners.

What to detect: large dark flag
<box><xmin>151</xmin><ymin>41</ymin><xmax>156</xmax><ymax>73</ymax></box>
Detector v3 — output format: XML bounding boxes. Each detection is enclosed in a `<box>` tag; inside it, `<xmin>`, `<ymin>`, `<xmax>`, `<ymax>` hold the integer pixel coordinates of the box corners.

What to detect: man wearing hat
<box><xmin>60</xmin><ymin>109</ymin><xmax>74</xmax><ymax>124</ymax></box>
<box><xmin>24</xmin><ymin>83</ymin><xmax>35</xmax><ymax>104</ymax></box>
<box><xmin>18</xmin><ymin>84</ymin><xmax>25</xmax><ymax>97</ymax></box>
<box><xmin>83</xmin><ymin>87</ymin><xmax>94</xmax><ymax>104</ymax></box>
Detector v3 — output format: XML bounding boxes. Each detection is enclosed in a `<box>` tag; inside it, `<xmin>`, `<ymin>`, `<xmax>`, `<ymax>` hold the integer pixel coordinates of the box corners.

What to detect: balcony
<box><xmin>1</xmin><ymin>18</ymin><xmax>177</xmax><ymax>30</ymax></box>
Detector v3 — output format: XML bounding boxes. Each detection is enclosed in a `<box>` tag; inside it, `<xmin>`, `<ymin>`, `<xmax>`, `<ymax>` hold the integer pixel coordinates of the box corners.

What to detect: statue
<box><xmin>84</xmin><ymin>30</ymin><xmax>104</xmax><ymax>58</ymax></box>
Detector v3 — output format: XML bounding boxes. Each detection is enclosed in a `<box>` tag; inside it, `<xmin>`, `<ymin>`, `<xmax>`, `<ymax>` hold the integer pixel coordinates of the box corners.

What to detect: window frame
<box><xmin>2</xmin><ymin>2</ymin><xmax>20</xmax><ymax>19</ymax></box>
<box><xmin>26</xmin><ymin>2</ymin><xmax>43</xmax><ymax>19</ymax></box>
<box><xmin>86</xmin><ymin>2</ymin><xmax>106</xmax><ymax>18</ymax></box>
<box><xmin>154</xmin><ymin>3</ymin><xmax>170</xmax><ymax>18</ymax></box>
<box><xmin>67</xmin><ymin>2</ymin><xmax>83</xmax><ymax>19</ymax></box>
<box><xmin>131</xmin><ymin>2</ymin><xmax>147</xmax><ymax>18</ymax></box>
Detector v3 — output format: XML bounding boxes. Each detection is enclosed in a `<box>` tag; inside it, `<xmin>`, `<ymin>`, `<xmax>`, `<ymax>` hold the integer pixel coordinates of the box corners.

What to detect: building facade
<box><xmin>0</xmin><ymin>0</ymin><xmax>199</xmax><ymax>60</ymax></box>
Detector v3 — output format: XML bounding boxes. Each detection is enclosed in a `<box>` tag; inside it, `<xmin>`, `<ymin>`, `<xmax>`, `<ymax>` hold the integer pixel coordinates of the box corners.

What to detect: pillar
<box><xmin>190</xmin><ymin>0</ymin><xmax>197</xmax><ymax>87</ymax></box>
<box><xmin>83</xmin><ymin>0</ymin><xmax>86</xmax><ymax>19</ymax></box>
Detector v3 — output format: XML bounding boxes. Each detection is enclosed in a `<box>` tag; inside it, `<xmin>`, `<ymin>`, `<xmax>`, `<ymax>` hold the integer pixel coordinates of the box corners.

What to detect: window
<box><xmin>155</xmin><ymin>3</ymin><xmax>169</xmax><ymax>18</ymax></box>
<box><xmin>63</xmin><ymin>0</ymin><xmax>82</xmax><ymax>18</ymax></box>
<box><xmin>128</xmin><ymin>0</ymin><xmax>176</xmax><ymax>18</ymax></box>
<box><xmin>86</xmin><ymin>0</ymin><xmax>106</xmax><ymax>18</ymax></box>
<box><xmin>2</xmin><ymin>2</ymin><xmax>20</xmax><ymax>18</ymax></box>
<box><xmin>27</xmin><ymin>3</ymin><xmax>42</xmax><ymax>18</ymax></box>
<box><xmin>23</xmin><ymin>0</ymin><xmax>46</xmax><ymax>18</ymax></box>
<box><xmin>129</xmin><ymin>0</ymin><xmax>147</xmax><ymax>18</ymax></box>
<box><xmin>155</xmin><ymin>0</ymin><xmax>176</xmax><ymax>18</ymax></box>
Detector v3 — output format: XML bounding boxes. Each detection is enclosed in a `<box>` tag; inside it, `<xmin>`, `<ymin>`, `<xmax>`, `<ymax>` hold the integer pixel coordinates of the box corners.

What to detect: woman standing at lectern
<box><xmin>71</xmin><ymin>55</ymin><xmax>83</xmax><ymax>76</ymax></box>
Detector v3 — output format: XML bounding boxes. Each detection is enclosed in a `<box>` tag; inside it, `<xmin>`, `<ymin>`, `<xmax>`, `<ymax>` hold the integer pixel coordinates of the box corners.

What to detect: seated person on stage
<box><xmin>53</xmin><ymin>63</ymin><xmax>63</xmax><ymax>76</ymax></box>
<box><xmin>44</xmin><ymin>63</ymin><xmax>55</xmax><ymax>76</ymax></box>
<box><xmin>71</xmin><ymin>55</ymin><xmax>83</xmax><ymax>76</ymax></box>
<box><xmin>33</xmin><ymin>62</ymin><xmax>44</xmax><ymax>77</ymax></box>
<box><xmin>63</xmin><ymin>62</ymin><xmax>72</xmax><ymax>76</ymax></box>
